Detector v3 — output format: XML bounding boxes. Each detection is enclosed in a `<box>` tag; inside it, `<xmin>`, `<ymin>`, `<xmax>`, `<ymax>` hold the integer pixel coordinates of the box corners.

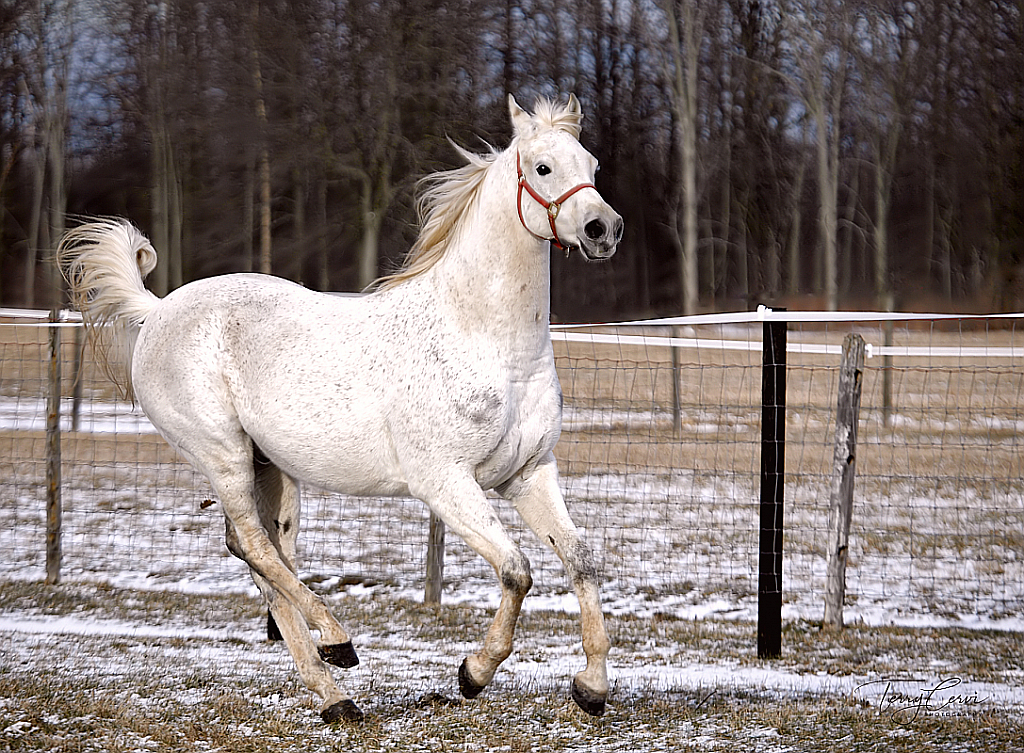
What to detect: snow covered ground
<box><xmin>6</xmin><ymin>611</ymin><xmax>1024</xmax><ymax>710</ymax></box>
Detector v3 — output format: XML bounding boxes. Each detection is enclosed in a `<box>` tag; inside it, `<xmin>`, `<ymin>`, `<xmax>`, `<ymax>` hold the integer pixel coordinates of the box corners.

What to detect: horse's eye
<box><xmin>536</xmin><ymin>164</ymin><xmax>551</xmax><ymax>176</ymax></box>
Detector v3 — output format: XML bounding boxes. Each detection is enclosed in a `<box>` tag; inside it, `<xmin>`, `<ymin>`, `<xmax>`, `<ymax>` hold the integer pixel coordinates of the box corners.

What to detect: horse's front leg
<box><xmin>502</xmin><ymin>454</ymin><xmax>611</xmax><ymax>716</ymax></box>
<box><xmin>458</xmin><ymin>545</ymin><xmax>532</xmax><ymax>700</ymax></box>
<box><xmin>416</xmin><ymin>474</ymin><xmax>532</xmax><ymax>700</ymax></box>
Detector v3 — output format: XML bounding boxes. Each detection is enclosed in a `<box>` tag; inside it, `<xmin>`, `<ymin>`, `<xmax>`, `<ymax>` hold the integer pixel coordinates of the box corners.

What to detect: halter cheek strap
<box><xmin>516</xmin><ymin>151</ymin><xmax>596</xmax><ymax>252</ymax></box>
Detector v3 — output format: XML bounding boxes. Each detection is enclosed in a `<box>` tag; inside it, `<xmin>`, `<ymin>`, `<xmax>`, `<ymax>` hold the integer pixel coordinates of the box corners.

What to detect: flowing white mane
<box><xmin>374</xmin><ymin>97</ymin><xmax>582</xmax><ymax>291</ymax></box>
<box><xmin>374</xmin><ymin>143</ymin><xmax>496</xmax><ymax>291</ymax></box>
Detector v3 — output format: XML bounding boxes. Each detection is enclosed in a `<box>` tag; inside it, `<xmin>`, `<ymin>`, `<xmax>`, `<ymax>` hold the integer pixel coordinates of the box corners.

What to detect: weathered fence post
<box><xmin>882</xmin><ymin>320</ymin><xmax>894</xmax><ymax>427</ymax></box>
<box><xmin>71</xmin><ymin>324</ymin><xmax>85</xmax><ymax>431</ymax></box>
<box><xmin>671</xmin><ymin>325</ymin><xmax>682</xmax><ymax>437</ymax></box>
<box><xmin>758</xmin><ymin>312</ymin><xmax>786</xmax><ymax>659</ymax></box>
<box><xmin>46</xmin><ymin>308</ymin><xmax>63</xmax><ymax>585</ymax></box>
<box><xmin>424</xmin><ymin>511</ymin><xmax>445</xmax><ymax>604</ymax></box>
<box><xmin>823</xmin><ymin>333</ymin><xmax>866</xmax><ymax>630</ymax></box>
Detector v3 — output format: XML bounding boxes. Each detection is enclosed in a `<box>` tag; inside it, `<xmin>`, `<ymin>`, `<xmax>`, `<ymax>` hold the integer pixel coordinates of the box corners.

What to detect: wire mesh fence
<box><xmin>1</xmin><ymin>309</ymin><xmax>1022</xmax><ymax>626</ymax></box>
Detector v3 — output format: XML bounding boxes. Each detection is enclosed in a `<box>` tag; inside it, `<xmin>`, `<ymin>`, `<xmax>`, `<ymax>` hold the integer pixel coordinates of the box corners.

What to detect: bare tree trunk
<box><xmin>734</xmin><ymin>193</ymin><xmax>749</xmax><ymax>304</ymax></box>
<box><xmin>814</xmin><ymin>101</ymin><xmax>839</xmax><ymax>310</ymax></box>
<box><xmin>293</xmin><ymin>168</ymin><xmax>306</xmax><ymax>282</ymax></box>
<box><xmin>167</xmin><ymin>139</ymin><xmax>183</xmax><ymax>290</ymax></box>
<box><xmin>150</xmin><ymin>124</ymin><xmax>169</xmax><ymax>295</ymax></box>
<box><xmin>872</xmin><ymin>135</ymin><xmax>896</xmax><ymax>308</ymax></box>
<box><xmin>21</xmin><ymin>72</ymin><xmax>44</xmax><ymax>307</ymax></box>
<box><xmin>150</xmin><ymin>125</ymin><xmax>182</xmax><ymax>293</ymax></box>
<box><xmin>766</xmin><ymin>230</ymin><xmax>780</xmax><ymax>300</ymax></box>
<box><xmin>787</xmin><ymin>3</ymin><xmax>849</xmax><ymax>311</ymax></box>
<box><xmin>664</xmin><ymin>0</ymin><xmax>702</xmax><ymax>315</ymax></box>
<box><xmin>937</xmin><ymin>199</ymin><xmax>954</xmax><ymax>299</ymax></box>
<box><xmin>701</xmin><ymin>216</ymin><xmax>715</xmax><ymax>306</ymax></box>
<box><xmin>25</xmin><ymin>139</ymin><xmax>44</xmax><ymax>307</ymax></box>
<box><xmin>925</xmin><ymin>156</ymin><xmax>936</xmax><ymax>295</ymax></box>
<box><xmin>47</xmin><ymin>111</ymin><xmax>66</xmax><ymax>304</ymax></box>
<box><xmin>358</xmin><ymin>180</ymin><xmax>382</xmax><ymax>290</ymax></box>
<box><xmin>717</xmin><ymin>155</ymin><xmax>732</xmax><ymax>305</ymax></box>
<box><xmin>252</xmin><ymin>4</ymin><xmax>272</xmax><ymax>275</ymax></box>
<box><xmin>258</xmin><ymin>144</ymin><xmax>271</xmax><ymax>275</ymax></box>
<box><xmin>243</xmin><ymin>158</ymin><xmax>255</xmax><ymax>273</ymax></box>
<box><xmin>0</xmin><ymin>143</ymin><xmax>19</xmax><ymax>302</ymax></box>
<box><xmin>317</xmin><ymin>178</ymin><xmax>329</xmax><ymax>290</ymax></box>
<box><xmin>840</xmin><ymin>163</ymin><xmax>858</xmax><ymax>297</ymax></box>
<box><xmin>787</xmin><ymin>160</ymin><xmax>806</xmax><ymax>297</ymax></box>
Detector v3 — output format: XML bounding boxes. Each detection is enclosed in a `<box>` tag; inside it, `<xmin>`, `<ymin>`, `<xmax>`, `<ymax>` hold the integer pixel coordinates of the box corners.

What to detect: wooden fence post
<box><xmin>424</xmin><ymin>511</ymin><xmax>445</xmax><ymax>604</ymax></box>
<box><xmin>823</xmin><ymin>333</ymin><xmax>866</xmax><ymax>629</ymax></box>
<box><xmin>882</xmin><ymin>320</ymin><xmax>894</xmax><ymax>427</ymax></box>
<box><xmin>46</xmin><ymin>308</ymin><xmax>63</xmax><ymax>585</ymax></box>
<box><xmin>671</xmin><ymin>325</ymin><xmax>682</xmax><ymax>437</ymax></box>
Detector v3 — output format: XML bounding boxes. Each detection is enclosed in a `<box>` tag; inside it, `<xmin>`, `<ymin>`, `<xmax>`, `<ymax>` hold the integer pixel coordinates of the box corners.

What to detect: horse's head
<box><xmin>509</xmin><ymin>94</ymin><xmax>623</xmax><ymax>261</ymax></box>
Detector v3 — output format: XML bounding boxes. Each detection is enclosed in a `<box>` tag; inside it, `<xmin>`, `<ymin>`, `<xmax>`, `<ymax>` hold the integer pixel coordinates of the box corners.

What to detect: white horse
<box><xmin>59</xmin><ymin>94</ymin><xmax>622</xmax><ymax>723</ymax></box>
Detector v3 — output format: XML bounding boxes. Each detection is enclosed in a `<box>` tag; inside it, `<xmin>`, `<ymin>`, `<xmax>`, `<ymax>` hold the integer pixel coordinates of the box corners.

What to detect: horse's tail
<box><xmin>57</xmin><ymin>219</ymin><xmax>162</xmax><ymax>399</ymax></box>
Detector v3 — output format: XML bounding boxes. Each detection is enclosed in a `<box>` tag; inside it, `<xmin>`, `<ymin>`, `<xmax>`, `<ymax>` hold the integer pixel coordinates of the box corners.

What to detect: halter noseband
<box><xmin>516</xmin><ymin>150</ymin><xmax>596</xmax><ymax>253</ymax></box>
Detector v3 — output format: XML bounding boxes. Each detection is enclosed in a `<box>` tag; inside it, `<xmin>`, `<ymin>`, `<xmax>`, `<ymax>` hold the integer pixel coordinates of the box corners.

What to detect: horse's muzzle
<box><xmin>578</xmin><ymin>212</ymin><xmax>623</xmax><ymax>261</ymax></box>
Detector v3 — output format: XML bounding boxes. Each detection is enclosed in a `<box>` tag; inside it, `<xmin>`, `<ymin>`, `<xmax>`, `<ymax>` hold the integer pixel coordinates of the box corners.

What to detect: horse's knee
<box><xmin>500</xmin><ymin>551</ymin><xmax>532</xmax><ymax>597</ymax></box>
<box><xmin>565</xmin><ymin>539</ymin><xmax>599</xmax><ymax>589</ymax></box>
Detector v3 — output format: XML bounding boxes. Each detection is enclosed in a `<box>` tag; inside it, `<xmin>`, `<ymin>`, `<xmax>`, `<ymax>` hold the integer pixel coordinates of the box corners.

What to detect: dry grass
<box><xmin>1</xmin><ymin>581</ymin><xmax>1022</xmax><ymax>752</ymax></box>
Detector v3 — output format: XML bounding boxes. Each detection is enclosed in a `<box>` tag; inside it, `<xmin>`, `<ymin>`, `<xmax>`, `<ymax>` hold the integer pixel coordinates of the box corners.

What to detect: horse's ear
<box><xmin>508</xmin><ymin>94</ymin><xmax>532</xmax><ymax>136</ymax></box>
<box><xmin>567</xmin><ymin>93</ymin><xmax>582</xmax><ymax>118</ymax></box>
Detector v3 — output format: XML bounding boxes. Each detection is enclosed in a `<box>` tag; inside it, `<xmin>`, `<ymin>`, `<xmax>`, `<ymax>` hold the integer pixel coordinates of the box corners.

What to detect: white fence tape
<box><xmin>3</xmin><ymin>307</ymin><xmax>1022</xmax><ymax>358</ymax></box>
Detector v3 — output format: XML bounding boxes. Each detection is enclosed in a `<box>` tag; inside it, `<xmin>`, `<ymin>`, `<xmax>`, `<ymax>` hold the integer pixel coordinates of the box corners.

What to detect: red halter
<box><xmin>516</xmin><ymin>150</ymin><xmax>596</xmax><ymax>252</ymax></box>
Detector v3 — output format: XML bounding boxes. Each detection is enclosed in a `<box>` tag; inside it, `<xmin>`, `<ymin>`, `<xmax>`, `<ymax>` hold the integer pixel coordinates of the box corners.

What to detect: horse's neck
<box><xmin>433</xmin><ymin>157</ymin><xmax>552</xmax><ymax>357</ymax></box>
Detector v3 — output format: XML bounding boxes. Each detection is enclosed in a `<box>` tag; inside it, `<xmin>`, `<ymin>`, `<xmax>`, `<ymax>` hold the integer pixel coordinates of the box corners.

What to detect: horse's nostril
<box><xmin>613</xmin><ymin>217</ymin><xmax>624</xmax><ymax>243</ymax></box>
<box><xmin>585</xmin><ymin>220</ymin><xmax>606</xmax><ymax>240</ymax></box>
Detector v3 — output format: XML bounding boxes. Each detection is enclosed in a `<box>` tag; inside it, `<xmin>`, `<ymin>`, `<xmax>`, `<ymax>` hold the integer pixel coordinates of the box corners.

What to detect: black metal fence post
<box><xmin>757</xmin><ymin>313</ymin><xmax>786</xmax><ymax>658</ymax></box>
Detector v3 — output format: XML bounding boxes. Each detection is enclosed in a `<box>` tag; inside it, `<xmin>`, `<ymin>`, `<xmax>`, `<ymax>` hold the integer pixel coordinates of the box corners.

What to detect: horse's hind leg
<box><xmin>210</xmin><ymin>443</ymin><xmax>360</xmax><ymax>723</ymax></box>
<box><xmin>224</xmin><ymin>448</ymin><xmax>362</xmax><ymax>722</ymax></box>
<box><xmin>502</xmin><ymin>454</ymin><xmax>610</xmax><ymax>716</ymax></box>
<box><xmin>251</xmin><ymin>445</ymin><xmax>358</xmax><ymax>667</ymax></box>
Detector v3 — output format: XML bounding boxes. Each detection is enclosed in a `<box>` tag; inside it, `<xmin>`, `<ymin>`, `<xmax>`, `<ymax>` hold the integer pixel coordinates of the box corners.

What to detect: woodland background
<box><xmin>1</xmin><ymin>0</ymin><xmax>1022</xmax><ymax>320</ymax></box>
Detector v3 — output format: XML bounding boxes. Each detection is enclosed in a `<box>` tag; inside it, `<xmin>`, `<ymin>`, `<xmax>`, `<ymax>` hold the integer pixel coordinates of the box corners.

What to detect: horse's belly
<box><xmin>243</xmin><ymin>409</ymin><xmax>410</xmax><ymax>498</ymax></box>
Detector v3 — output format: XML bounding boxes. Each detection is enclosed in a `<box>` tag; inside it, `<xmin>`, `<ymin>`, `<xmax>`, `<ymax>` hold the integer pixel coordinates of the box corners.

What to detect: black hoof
<box><xmin>267</xmin><ymin>611</ymin><xmax>283</xmax><ymax>642</ymax></box>
<box><xmin>571</xmin><ymin>678</ymin><xmax>607</xmax><ymax>717</ymax></box>
<box><xmin>457</xmin><ymin>659</ymin><xmax>486</xmax><ymax>699</ymax></box>
<box><xmin>321</xmin><ymin>699</ymin><xmax>364</xmax><ymax>724</ymax></box>
<box><xmin>318</xmin><ymin>641</ymin><xmax>359</xmax><ymax>668</ymax></box>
